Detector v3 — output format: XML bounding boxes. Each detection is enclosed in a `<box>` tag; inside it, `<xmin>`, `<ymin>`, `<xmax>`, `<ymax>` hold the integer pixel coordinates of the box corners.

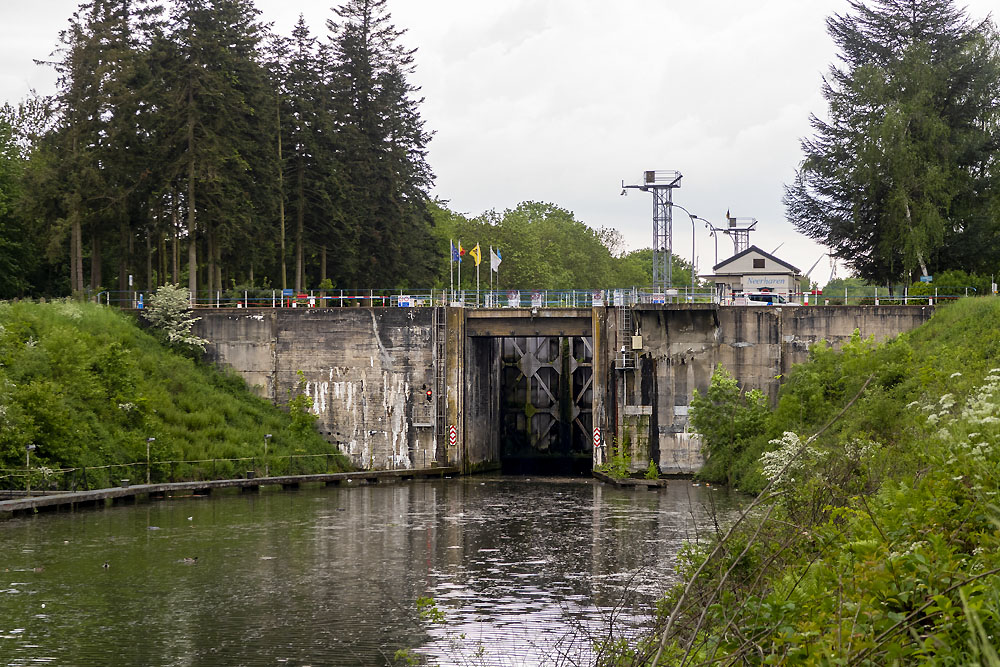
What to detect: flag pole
<box><xmin>449</xmin><ymin>239</ymin><xmax>454</xmax><ymax>302</ymax></box>
<box><xmin>458</xmin><ymin>240</ymin><xmax>462</xmax><ymax>302</ymax></box>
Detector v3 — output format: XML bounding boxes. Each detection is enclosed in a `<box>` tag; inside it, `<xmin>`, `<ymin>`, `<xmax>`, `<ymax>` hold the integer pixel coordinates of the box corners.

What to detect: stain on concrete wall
<box><xmin>197</xmin><ymin>308</ymin><xmax>437</xmax><ymax>470</ymax></box>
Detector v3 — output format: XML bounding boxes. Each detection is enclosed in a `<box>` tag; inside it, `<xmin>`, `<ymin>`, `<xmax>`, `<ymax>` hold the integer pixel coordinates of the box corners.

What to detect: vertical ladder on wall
<box><xmin>616</xmin><ymin>300</ymin><xmax>636</xmax><ymax>370</ymax></box>
<box><xmin>433</xmin><ymin>307</ymin><xmax>448</xmax><ymax>463</ymax></box>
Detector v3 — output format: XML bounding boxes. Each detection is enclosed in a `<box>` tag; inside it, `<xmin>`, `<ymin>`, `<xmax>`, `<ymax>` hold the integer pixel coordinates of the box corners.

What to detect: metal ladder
<box><xmin>433</xmin><ymin>307</ymin><xmax>448</xmax><ymax>462</ymax></box>
<box><xmin>616</xmin><ymin>297</ymin><xmax>636</xmax><ymax>370</ymax></box>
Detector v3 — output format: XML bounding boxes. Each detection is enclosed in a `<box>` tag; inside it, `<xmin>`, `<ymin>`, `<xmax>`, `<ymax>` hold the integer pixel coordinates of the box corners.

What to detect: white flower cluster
<box><xmin>844</xmin><ymin>437</ymin><xmax>878</xmax><ymax>460</ymax></box>
<box><xmin>961</xmin><ymin>371</ymin><xmax>1000</xmax><ymax>426</ymax></box>
<box><xmin>53</xmin><ymin>299</ymin><xmax>83</xmax><ymax>320</ymax></box>
<box><xmin>923</xmin><ymin>392</ymin><xmax>959</xmax><ymax>425</ymax></box>
<box><xmin>761</xmin><ymin>431</ymin><xmax>819</xmax><ymax>483</ymax></box>
<box><xmin>888</xmin><ymin>539</ymin><xmax>928</xmax><ymax>561</ymax></box>
<box><xmin>118</xmin><ymin>402</ymin><xmax>137</xmax><ymax>412</ymax></box>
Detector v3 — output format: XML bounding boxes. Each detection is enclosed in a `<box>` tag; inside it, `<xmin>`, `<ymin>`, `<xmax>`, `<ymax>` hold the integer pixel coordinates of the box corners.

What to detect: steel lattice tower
<box><xmin>622</xmin><ymin>170</ymin><xmax>682</xmax><ymax>292</ymax></box>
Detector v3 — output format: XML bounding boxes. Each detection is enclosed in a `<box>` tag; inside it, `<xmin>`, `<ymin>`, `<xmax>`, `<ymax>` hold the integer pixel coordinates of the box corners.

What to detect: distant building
<box><xmin>700</xmin><ymin>245</ymin><xmax>803</xmax><ymax>304</ymax></box>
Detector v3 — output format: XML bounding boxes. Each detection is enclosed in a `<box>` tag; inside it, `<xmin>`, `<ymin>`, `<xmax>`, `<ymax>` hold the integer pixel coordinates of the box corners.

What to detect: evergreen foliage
<box><xmin>1</xmin><ymin>0</ymin><xmax>442</xmax><ymax>299</ymax></box>
<box><xmin>785</xmin><ymin>0</ymin><xmax>1000</xmax><ymax>286</ymax></box>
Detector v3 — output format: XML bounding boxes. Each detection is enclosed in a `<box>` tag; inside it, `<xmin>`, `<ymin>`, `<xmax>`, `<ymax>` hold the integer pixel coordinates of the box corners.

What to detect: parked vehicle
<box><xmin>736</xmin><ymin>291</ymin><xmax>801</xmax><ymax>306</ymax></box>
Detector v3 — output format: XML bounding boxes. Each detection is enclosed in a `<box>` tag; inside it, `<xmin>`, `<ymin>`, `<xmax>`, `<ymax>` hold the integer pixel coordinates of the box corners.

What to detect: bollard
<box><xmin>120</xmin><ymin>478</ymin><xmax>130</xmax><ymax>488</ymax></box>
<box><xmin>245</xmin><ymin>470</ymin><xmax>255</xmax><ymax>479</ymax></box>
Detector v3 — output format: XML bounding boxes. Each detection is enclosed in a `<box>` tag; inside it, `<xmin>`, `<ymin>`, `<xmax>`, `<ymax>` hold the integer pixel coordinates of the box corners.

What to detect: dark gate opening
<box><xmin>499</xmin><ymin>336</ymin><xmax>593</xmax><ymax>475</ymax></box>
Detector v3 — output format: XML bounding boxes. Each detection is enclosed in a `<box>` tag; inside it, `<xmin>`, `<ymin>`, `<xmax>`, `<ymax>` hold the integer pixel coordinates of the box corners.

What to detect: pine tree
<box><xmin>784</xmin><ymin>0</ymin><xmax>1000</xmax><ymax>285</ymax></box>
<box><xmin>25</xmin><ymin>0</ymin><xmax>163</xmax><ymax>298</ymax></box>
<box><xmin>159</xmin><ymin>0</ymin><xmax>274</xmax><ymax>299</ymax></box>
<box><xmin>327</xmin><ymin>0</ymin><xmax>436</xmax><ymax>288</ymax></box>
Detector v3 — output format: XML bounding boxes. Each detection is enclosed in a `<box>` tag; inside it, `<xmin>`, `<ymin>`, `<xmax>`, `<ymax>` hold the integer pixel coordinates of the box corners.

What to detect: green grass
<box><xmin>607</xmin><ymin>297</ymin><xmax>1000</xmax><ymax>665</ymax></box>
<box><xmin>0</xmin><ymin>299</ymin><xmax>352</xmax><ymax>489</ymax></box>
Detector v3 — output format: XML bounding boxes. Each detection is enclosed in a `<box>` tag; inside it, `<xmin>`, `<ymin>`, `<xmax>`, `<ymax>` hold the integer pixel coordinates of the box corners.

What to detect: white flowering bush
<box><xmin>760</xmin><ymin>431</ymin><xmax>820</xmax><ymax>485</ymax></box>
<box><xmin>141</xmin><ymin>284</ymin><xmax>208</xmax><ymax>353</ymax></box>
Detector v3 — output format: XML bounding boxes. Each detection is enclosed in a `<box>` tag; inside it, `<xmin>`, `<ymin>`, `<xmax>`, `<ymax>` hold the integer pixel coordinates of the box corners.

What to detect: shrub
<box><xmin>141</xmin><ymin>284</ymin><xmax>207</xmax><ymax>353</ymax></box>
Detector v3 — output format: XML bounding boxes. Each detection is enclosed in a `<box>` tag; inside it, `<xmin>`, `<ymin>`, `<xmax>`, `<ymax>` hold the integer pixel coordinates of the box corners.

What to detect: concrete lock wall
<box><xmin>197</xmin><ymin>304</ymin><xmax>933</xmax><ymax>475</ymax></box>
<box><xmin>605</xmin><ymin>305</ymin><xmax>934</xmax><ymax>475</ymax></box>
<box><xmin>196</xmin><ymin>308</ymin><xmax>438</xmax><ymax>470</ymax></box>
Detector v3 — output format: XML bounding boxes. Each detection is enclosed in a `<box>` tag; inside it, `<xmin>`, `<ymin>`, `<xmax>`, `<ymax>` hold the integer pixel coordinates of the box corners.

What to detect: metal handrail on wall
<box><xmin>90</xmin><ymin>284</ymin><xmax>982</xmax><ymax>312</ymax></box>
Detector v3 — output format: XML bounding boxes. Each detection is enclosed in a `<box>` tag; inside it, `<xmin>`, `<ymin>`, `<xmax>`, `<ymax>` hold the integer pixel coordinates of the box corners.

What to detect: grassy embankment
<box><xmin>606</xmin><ymin>297</ymin><xmax>1000</xmax><ymax>665</ymax></box>
<box><xmin>0</xmin><ymin>300</ymin><xmax>352</xmax><ymax>490</ymax></box>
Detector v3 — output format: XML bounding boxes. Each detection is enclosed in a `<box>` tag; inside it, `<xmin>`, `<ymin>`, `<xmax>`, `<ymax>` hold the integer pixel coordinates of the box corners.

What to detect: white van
<box><xmin>735</xmin><ymin>291</ymin><xmax>800</xmax><ymax>306</ymax></box>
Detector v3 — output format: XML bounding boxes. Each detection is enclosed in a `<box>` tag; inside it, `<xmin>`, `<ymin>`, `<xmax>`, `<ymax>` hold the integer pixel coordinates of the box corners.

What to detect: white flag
<box><xmin>490</xmin><ymin>247</ymin><xmax>502</xmax><ymax>272</ymax></box>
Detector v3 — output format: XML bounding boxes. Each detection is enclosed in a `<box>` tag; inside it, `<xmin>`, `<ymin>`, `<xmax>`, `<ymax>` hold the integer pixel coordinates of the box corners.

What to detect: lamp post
<box><xmin>25</xmin><ymin>444</ymin><xmax>36</xmax><ymax>496</ymax></box>
<box><xmin>702</xmin><ymin>221</ymin><xmax>719</xmax><ymax>267</ymax></box>
<box><xmin>146</xmin><ymin>437</ymin><xmax>155</xmax><ymax>484</ymax></box>
<box><xmin>665</xmin><ymin>202</ymin><xmax>699</xmax><ymax>300</ymax></box>
<box><xmin>264</xmin><ymin>434</ymin><xmax>272</xmax><ymax>477</ymax></box>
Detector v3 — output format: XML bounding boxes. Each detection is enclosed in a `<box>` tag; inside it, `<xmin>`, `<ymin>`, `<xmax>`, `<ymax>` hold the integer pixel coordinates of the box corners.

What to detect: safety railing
<box><xmin>85</xmin><ymin>284</ymin><xmax>982</xmax><ymax>312</ymax></box>
<box><xmin>0</xmin><ymin>453</ymin><xmax>348</xmax><ymax>496</ymax></box>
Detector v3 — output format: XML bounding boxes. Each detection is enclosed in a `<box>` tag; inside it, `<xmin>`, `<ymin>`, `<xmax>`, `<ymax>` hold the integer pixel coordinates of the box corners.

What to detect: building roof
<box><xmin>711</xmin><ymin>245</ymin><xmax>802</xmax><ymax>274</ymax></box>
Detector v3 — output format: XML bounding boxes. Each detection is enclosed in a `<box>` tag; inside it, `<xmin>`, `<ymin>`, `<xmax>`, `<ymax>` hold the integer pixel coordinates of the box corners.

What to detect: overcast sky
<box><xmin>2</xmin><ymin>1</ymin><xmax>996</xmax><ymax>287</ymax></box>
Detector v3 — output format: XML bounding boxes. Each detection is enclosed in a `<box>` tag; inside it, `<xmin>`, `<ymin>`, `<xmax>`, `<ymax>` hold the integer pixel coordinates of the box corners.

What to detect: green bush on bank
<box><xmin>0</xmin><ymin>300</ymin><xmax>352</xmax><ymax>489</ymax></box>
<box><xmin>610</xmin><ymin>297</ymin><xmax>1000</xmax><ymax>665</ymax></box>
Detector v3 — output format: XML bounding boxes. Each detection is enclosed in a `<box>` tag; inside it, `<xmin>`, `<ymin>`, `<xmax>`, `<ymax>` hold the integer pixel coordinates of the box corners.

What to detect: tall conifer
<box><xmin>785</xmin><ymin>0</ymin><xmax>1000</xmax><ymax>285</ymax></box>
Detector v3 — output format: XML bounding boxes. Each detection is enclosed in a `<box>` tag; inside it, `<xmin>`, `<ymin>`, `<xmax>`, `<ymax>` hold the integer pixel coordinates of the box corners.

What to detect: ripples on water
<box><xmin>0</xmin><ymin>476</ymin><xmax>736</xmax><ymax>666</ymax></box>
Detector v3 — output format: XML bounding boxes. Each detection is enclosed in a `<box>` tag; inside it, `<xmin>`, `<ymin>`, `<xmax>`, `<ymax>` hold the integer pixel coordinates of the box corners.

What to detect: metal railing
<box><xmin>88</xmin><ymin>284</ymin><xmax>982</xmax><ymax>312</ymax></box>
<box><xmin>0</xmin><ymin>453</ymin><xmax>347</xmax><ymax>496</ymax></box>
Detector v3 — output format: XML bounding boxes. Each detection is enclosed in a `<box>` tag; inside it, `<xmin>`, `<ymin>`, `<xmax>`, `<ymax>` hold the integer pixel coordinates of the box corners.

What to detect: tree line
<box><xmin>0</xmin><ymin>0</ymin><xmax>436</xmax><ymax>299</ymax></box>
<box><xmin>6</xmin><ymin>0</ymin><xmax>997</xmax><ymax>300</ymax></box>
<box><xmin>0</xmin><ymin>0</ymin><xmax>685</xmax><ymax>300</ymax></box>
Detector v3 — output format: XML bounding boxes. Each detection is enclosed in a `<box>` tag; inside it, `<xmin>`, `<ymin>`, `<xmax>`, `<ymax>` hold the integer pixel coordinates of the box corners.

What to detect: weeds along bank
<box><xmin>0</xmin><ymin>300</ymin><xmax>351</xmax><ymax>490</ymax></box>
<box><xmin>605</xmin><ymin>297</ymin><xmax>1000</xmax><ymax>665</ymax></box>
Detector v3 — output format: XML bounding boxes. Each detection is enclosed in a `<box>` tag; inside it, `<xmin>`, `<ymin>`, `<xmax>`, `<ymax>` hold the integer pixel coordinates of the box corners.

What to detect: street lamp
<box><xmin>264</xmin><ymin>434</ymin><xmax>272</xmax><ymax>477</ymax></box>
<box><xmin>25</xmin><ymin>444</ymin><xmax>36</xmax><ymax>496</ymax></box>
<box><xmin>665</xmin><ymin>202</ymin><xmax>699</xmax><ymax>299</ymax></box>
<box><xmin>702</xmin><ymin>221</ymin><xmax>719</xmax><ymax>267</ymax></box>
<box><xmin>146</xmin><ymin>437</ymin><xmax>155</xmax><ymax>484</ymax></box>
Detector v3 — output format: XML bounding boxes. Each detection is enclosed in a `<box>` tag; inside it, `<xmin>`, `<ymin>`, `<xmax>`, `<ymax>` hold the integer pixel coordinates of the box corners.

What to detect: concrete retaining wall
<box><xmin>197</xmin><ymin>308</ymin><xmax>437</xmax><ymax>470</ymax></box>
<box><xmin>606</xmin><ymin>305</ymin><xmax>934</xmax><ymax>474</ymax></box>
<box><xmin>198</xmin><ymin>304</ymin><xmax>934</xmax><ymax>475</ymax></box>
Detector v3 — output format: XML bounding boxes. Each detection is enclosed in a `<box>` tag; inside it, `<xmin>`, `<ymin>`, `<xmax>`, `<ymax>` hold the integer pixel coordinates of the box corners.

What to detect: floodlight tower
<box><xmin>722</xmin><ymin>211</ymin><xmax>757</xmax><ymax>255</ymax></box>
<box><xmin>622</xmin><ymin>170</ymin><xmax>682</xmax><ymax>291</ymax></box>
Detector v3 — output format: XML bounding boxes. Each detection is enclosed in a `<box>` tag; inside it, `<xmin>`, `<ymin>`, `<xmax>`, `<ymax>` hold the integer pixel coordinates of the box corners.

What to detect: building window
<box><xmin>753</xmin><ymin>258</ymin><xmax>765</xmax><ymax>268</ymax></box>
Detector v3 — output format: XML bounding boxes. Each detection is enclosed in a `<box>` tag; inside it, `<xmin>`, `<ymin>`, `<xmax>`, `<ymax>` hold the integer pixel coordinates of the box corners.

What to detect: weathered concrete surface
<box><xmin>197</xmin><ymin>304</ymin><xmax>933</xmax><ymax>476</ymax></box>
<box><xmin>197</xmin><ymin>308</ymin><xmax>438</xmax><ymax>470</ymax></box>
<box><xmin>465</xmin><ymin>308</ymin><xmax>592</xmax><ymax>337</ymax></box>
<box><xmin>603</xmin><ymin>305</ymin><xmax>934</xmax><ymax>475</ymax></box>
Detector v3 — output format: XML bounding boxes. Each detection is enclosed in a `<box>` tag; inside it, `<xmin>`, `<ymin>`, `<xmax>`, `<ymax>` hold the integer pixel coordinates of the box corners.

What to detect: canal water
<box><xmin>0</xmin><ymin>476</ymin><xmax>736</xmax><ymax>666</ymax></box>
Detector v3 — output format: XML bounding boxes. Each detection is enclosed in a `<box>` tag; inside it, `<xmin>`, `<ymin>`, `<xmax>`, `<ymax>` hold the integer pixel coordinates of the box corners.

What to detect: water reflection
<box><xmin>0</xmin><ymin>476</ymin><xmax>735</xmax><ymax>666</ymax></box>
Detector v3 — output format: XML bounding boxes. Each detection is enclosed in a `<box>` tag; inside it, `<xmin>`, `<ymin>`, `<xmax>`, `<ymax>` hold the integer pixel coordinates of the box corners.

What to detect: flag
<box><xmin>459</xmin><ymin>243</ymin><xmax>466</xmax><ymax>257</ymax></box>
<box><xmin>469</xmin><ymin>244</ymin><xmax>481</xmax><ymax>266</ymax></box>
<box><xmin>451</xmin><ymin>241</ymin><xmax>460</xmax><ymax>262</ymax></box>
<box><xmin>490</xmin><ymin>248</ymin><xmax>502</xmax><ymax>272</ymax></box>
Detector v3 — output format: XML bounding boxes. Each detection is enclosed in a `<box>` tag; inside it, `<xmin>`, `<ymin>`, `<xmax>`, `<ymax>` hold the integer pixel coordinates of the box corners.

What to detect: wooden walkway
<box><xmin>0</xmin><ymin>467</ymin><xmax>459</xmax><ymax>519</ymax></box>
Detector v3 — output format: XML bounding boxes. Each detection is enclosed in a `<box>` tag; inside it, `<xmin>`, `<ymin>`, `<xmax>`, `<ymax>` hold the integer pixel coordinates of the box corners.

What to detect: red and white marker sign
<box><xmin>593</xmin><ymin>427</ymin><xmax>601</xmax><ymax>448</ymax></box>
<box><xmin>449</xmin><ymin>425</ymin><xmax>457</xmax><ymax>448</ymax></box>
